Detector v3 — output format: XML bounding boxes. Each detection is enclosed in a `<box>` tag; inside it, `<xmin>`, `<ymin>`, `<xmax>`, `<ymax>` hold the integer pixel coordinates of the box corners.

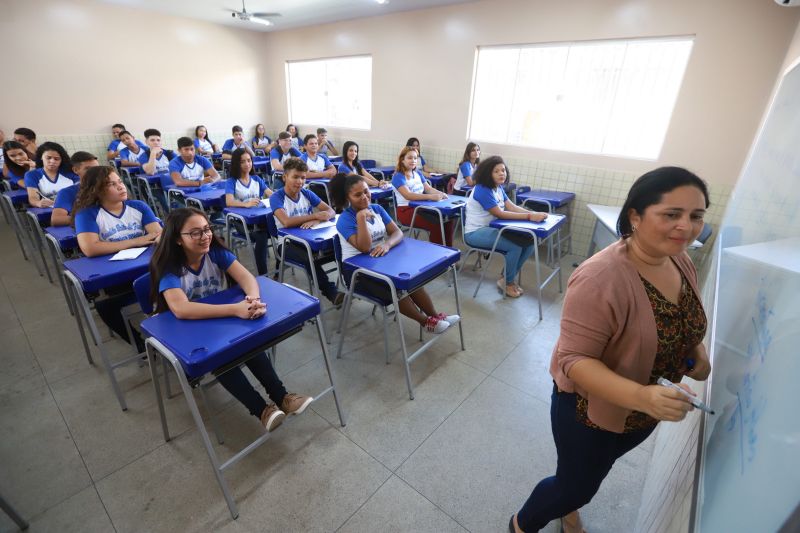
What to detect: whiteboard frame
<box><xmin>689</xmin><ymin>57</ymin><xmax>800</xmax><ymax>533</ymax></box>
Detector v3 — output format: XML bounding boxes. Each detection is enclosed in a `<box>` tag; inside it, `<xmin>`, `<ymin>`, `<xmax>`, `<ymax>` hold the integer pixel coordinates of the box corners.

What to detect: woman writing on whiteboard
<box><xmin>510</xmin><ymin>167</ymin><xmax>712</xmax><ymax>533</ymax></box>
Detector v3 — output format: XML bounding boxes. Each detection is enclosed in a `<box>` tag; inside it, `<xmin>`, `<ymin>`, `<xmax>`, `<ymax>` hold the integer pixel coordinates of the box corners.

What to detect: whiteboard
<box><xmin>694</xmin><ymin>61</ymin><xmax>800</xmax><ymax>532</ymax></box>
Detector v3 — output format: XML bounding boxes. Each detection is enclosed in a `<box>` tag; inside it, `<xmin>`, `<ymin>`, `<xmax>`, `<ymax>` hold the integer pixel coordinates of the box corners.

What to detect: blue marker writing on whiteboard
<box><xmin>657</xmin><ymin>377</ymin><xmax>715</xmax><ymax>415</ymax></box>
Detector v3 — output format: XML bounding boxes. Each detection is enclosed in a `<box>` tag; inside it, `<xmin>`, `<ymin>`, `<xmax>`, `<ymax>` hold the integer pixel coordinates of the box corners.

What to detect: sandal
<box><xmin>498</xmin><ymin>279</ymin><xmax>521</xmax><ymax>298</ymax></box>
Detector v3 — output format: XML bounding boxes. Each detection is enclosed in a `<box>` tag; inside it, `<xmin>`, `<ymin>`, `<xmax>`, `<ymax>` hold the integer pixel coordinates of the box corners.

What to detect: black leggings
<box><xmin>94</xmin><ymin>289</ymin><xmax>145</xmax><ymax>352</ymax></box>
<box><xmin>215</xmin><ymin>353</ymin><xmax>287</xmax><ymax>417</ymax></box>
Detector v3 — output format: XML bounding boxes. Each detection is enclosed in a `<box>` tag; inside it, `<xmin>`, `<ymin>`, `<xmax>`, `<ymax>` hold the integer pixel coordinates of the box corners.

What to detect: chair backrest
<box><xmin>332</xmin><ymin>233</ymin><xmax>344</xmax><ymax>269</ymax></box>
<box><xmin>133</xmin><ymin>273</ymin><xmax>153</xmax><ymax>315</ymax></box>
<box><xmin>697</xmin><ymin>222</ymin><xmax>713</xmax><ymax>244</ymax></box>
<box><xmin>265</xmin><ymin>211</ymin><xmax>279</xmax><ymax>238</ymax></box>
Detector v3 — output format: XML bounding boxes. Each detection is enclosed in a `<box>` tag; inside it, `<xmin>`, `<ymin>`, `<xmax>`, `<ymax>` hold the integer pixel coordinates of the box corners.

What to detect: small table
<box><xmin>517</xmin><ymin>188</ymin><xmax>576</xmax><ymax>259</ymax></box>
<box><xmin>339</xmin><ymin>238</ymin><xmax>464</xmax><ymax>400</ymax></box>
<box><xmin>62</xmin><ymin>248</ymin><xmax>155</xmax><ymax>411</ymax></box>
<box><xmin>367</xmin><ymin>166</ymin><xmax>396</xmax><ymax>179</ymax></box>
<box><xmin>184</xmin><ymin>187</ymin><xmax>226</xmax><ymax>209</ymax></box>
<box><xmin>222</xmin><ymin>205</ymin><xmax>271</xmax><ymax>226</ymax></box>
<box><xmin>141</xmin><ymin>276</ymin><xmax>346</xmax><ymax>519</ymax></box>
<box><xmin>408</xmin><ymin>197</ymin><xmax>467</xmax><ymax>243</ymax></box>
<box><xmin>5</xmin><ymin>189</ymin><xmax>28</xmax><ymax>207</ymax></box>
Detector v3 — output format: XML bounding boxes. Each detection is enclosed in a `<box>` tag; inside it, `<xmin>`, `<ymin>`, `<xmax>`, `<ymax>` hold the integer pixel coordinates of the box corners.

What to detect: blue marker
<box><xmin>685</xmin><ymin>358</ymin><xmax>696</xmax><ymax>371</ymax></box>
<box><xmin>657</xmin><ymin>377</ymin><xmax>715</xmax><ymax>415</ymax></box>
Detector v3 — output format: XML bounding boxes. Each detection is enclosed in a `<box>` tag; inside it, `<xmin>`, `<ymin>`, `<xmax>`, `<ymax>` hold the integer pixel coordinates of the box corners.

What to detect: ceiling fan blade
<box><xmin>250</xmin><ymin>12</ymin><xmax>281</xmax><ymax>17</ymax></box>
<box><xmin>249</xmin><ymin>17</ymin><xmax>273</xmax><ymax>26</ymax></box>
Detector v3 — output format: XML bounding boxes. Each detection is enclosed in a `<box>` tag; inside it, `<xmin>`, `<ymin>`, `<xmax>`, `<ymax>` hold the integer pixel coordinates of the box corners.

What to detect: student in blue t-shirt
<box><xmin>316</xmin><ymin>128</ymin><xmax>338</xmax><ymax>156</ymax></box>
<box><xmin>300</xmin><ymin>134</ymin><xmax>335</xmax><ymax>179</ymax></box>
<box><xmin>337</xmin><ymin>141</ymin><xmax>388</xmax><ymax>188</ymax></box>
<box><xmin>331</xmin><ymin>173</ymin><xmax>459</xmax><ymax>334</ymax></box>
<box><xmin>194</xmin><ymin>125</ymin><xmax>219</xmax><ymax>157</ymax></box>
<box><xmin>251</xmin><ymin>123</ymin><xmax>274</xmax><ymax>154</ymax></box>
<box><xmin>24</xmin><ymin>142</ymin><xmax>79</xmax><ymax>208</ymax></box>
<box><xmin>2</xmin><ymin>140</ymin><xmax>36</xmax><ymax>190</ymax></box>
<box><xmin>117</xmin><ymin>131</ymin><xmax>147</xmax><ymax>167</ymax></box>
<box><xmin>225</xmin><ymin>148</ymin><xmax>274</xmax><ymax>276</ymax></box>
<box><xmin>286</xmin><ymin>124</ymin><xmax>303</xmax><ymax>151</ymax></box>
<box><xmin>269</xmin><ymin>132</ymin><xmax>303</xmax><ymax>187</ymax></box>
<box><xmin>269</xmin><ymin>157</ymin><xmax>343</xmax><ymax>305</ymax></box>
<box><xmin>391</xmin><ymin>146</ymin><xmax>454</xmax><ymax>247</ymax></box>
<box><xmin>169</xmin><ymin>137</ymin><xmax>220</xmax><ymax>187</ymax></box>
<box><xmin>51</xmin><ymin>151</ymin><xmax>99</xmax><ymax>227</ymax></box>
<box><xmin>454</xmin><ymin>142</ymin><xmax>480</xmax><ymax>192</ymax></box>
<box><xmin>149</xmin><ymin>207</ymin><xmax>313</xmax><ymax>432</ymax></box>
<box><xmin>221</xmin><ymin>125</ymin><xmax>255</xmax><ymax>161</ymax></box>
<box><xmin>138</xmin><ymin>128</ymin><xmax>176</xmax><ymax>175</ymax></box>
<box><xmin>406</xmin><ymin>137</ymin><xmax>439</xmax><ymax>178</ymax></box>
<box><xmin>73</xmin><ymin>166</ymin><xmax>162</xmax><ymax>351</ymax></box>
<box><xmin>464</xmin><ymin>156</ymin><xmax>547</xmax><ymax>298</ymax></box>
<box><xmin>105</xmin><ymin>123</ymin><xmax>126</xmax><ymax>160</ymax></box>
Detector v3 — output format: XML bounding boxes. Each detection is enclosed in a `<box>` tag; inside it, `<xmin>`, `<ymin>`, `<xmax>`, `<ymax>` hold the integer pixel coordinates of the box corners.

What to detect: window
<box><xmin>468</xmin><ymin>37</ymin><xmax>694</xmax><ymax>159</ymax></box>
<box><xmin>286</xmin><ymin>55</ymin><xmax>372</xmax><ymax>130</ymax></box>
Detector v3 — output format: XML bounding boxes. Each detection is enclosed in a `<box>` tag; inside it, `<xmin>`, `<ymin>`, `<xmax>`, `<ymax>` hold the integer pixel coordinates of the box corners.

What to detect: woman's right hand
<box><xmin>528</xmin><ymin>212</ymin><xmax>547</xmax><ymax>222</ymax></box>
<box><xmin>136</xmin><ymin>233</ymin><xmax>160</xmax><ymax>247</ymax></box>
<box><xmin>233</xmin><ymin>299</ymin><xmax>266</xmax><ymax>319</ymax></box>
<box><xmin>39</xmin><ymin>198</ymin><xmax>55</xmax><ymax>208</ymax></box>
<box><xmin>635</xmin><ymin>384</ymin><xmax>694</xmax><ymax>421</ymax></box>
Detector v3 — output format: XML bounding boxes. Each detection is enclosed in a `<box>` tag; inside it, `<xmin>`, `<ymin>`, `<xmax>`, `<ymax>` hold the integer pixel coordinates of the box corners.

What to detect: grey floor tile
<box><xmin>97</xmin><ymin>410</ymin><xmax>391</xmax><ymax>533</ymax></box>
<box><xmin>0</xmin><ymin>385</ymin><xmax>92</xmax><ymax>519</ymax></box>
<box><xmin>49</xmin><ymin>363</ymin><xmax>198</xmax><ymax>481</ymax></box>
<box><xmin>3</xmin><ymin>485</ymin><xmax>114</xmax><ymax>533</ymax></box>
<box><xmin>491</xmin><ymin>326</ymin><xmax>559</xmax><ymax>405</ymax></box>
<box><xmin>0</xmin><ymin>331</ymin><xmax>44</xmax><ymax>397</ymax></box>
<box><xmin>338</xmin><ymin>475</ymin><xmax>468</xmax><ymax>533</ymax></box>
<box><xmin>397</xmin><ymin>376</ymin><xmax>556</xmax><ymax>533</ymax></box>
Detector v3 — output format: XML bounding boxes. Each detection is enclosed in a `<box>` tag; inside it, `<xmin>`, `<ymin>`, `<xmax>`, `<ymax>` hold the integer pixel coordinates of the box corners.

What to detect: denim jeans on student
<box><xmin>252</xmin><ymin>229</ymin><xmax>270</xmax><ymax>276</ymax></box>
<box><xmin>464</xmin><ymin>226</ymin><xmax>535</xmax><ymax>284</ymax></box>
<box><xmin>215</xmin><ymin>353</ymin><xmax>287</xmax><ymax>417</ymax></box>
<box><xmin>516</xmin><ymin>384</ymin><xmax>655</xmax><ymax>531</ymax></box>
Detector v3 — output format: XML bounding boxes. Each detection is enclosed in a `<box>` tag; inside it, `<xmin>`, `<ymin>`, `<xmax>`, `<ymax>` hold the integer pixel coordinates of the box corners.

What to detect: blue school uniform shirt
<box><xmin>301</xmin><ymin>153</ymin><xmax>332</xmax><ymax>172</ymax></box>
<box><xmin>455</xmin><ymin>161</ymin><xmax>476</xmax><ymax>190</ymax></box>
<box><xmin>23</xmin><ymin>168</ymin><xmax>79</xmax><ymax>200</ymax></box>
<box><xmin>269</xmin><ymin>187</ymin><xmax>321</xmax><ymax>233</ymax></box>
<box><xmin>108</xmin><ymin>139</ymin><xmax>145</xmax><ymax>153</ymax></box>
<box><xmin>137</xmin><ymin>148</ymin><xmax>176</xmax><ymax>173</ymax></box>
<box><xmin>225</xmin><ymin>175</ymin><xmax>269</xmax><ymax>203</ymax></box>
<box><xmin>158</xmin><ymin>247</ymin><xmax>236</xmax><ymax>302</ymax></box>
<box><xmin>251</xmin><ymin>136</ymin><xmax>271</xmax><ymax>148</ymax></box>
<box><xmin>337</xmin><ymin>162</ymin><xmax>358</xmax><ymax>175</ymax></box>
<box><xmin>222</xmin><ymin>139</ymin><xmax>252</xmax><ymax>153</ymax></box>
<box><xmin>336</xmin><ymin>204</ymin><xmax>393</xmax><ymax>261</ymax></box>
<box><xmin>168</xmin><ymin>156</ymin><xmax>213</xmax><ymax>182</ymax></box>
<box><xmin>391</xmin><ymin>170</ymin><xmax>425</xmax><ymax>207</ymax></box>
<box><xmin>269</xmin><ymin>147</ymin><xmax>303</xmax><ymax>166</ymax></box>
<box><xmin>53</xmin><ymin>184</ymin><xmax>79</xmax><ymax>214</ymax></box>
<box><xmin>4</xmin><ymin>167</ymin><xmax>25</xmax><ymax>190</ymax></box>
<box><xmin>194</xmin><ymin>138</ymin><xmax>214</xmax><ymax>153</ymax></box>
<box><xmin>290</xmin><ymin>136</ymin><xmax>304</xmax><ymax>150</ymax></box>
<box><xmin>75</xmin><ymin>200</ymin><xmax>157</xmax><ymax>242</ymax></box>
<box><xmin>119</xmin><ymin>145</ymin><xmax>146</xmax><ymax>164</ymax></box>
<box><xmin>465</xmin><ymin>184</ymin><xmax>508</xmax><ymax>234</ymax></box>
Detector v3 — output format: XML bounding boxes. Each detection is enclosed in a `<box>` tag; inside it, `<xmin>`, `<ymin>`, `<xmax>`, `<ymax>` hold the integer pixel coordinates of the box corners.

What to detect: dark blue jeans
<box><xmin>216</xmin><ymin>353</ymin><xmax>287</xmax><ymax>418</ymax></box>
<box><xmin>252</xmin><ymin>229</ymin><xmax>270</xmax><ymax>276</ymax></box>
<box><xmin>517</xmin><ymin>384</ymin><xmax>654</xmax><ymax>531</ymax></box>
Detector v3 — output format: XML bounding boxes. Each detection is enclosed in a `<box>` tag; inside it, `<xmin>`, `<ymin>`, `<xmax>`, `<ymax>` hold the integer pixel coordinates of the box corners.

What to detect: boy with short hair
<box><xmin>316</xmin><ymin>128</ymin><xmax>338</xmax><ymax>156</ymax></box>
<box><xmin>269</xmin><ymin>157</ymin><xmax>342</xmax><ymax>305</ymax></box>
<box><xmin>117</xmin><ymin>131</ymin><xmax>147</xmax><ymax>167</ymax></box>
<box><xmin>169</xmin><ymin>137</ymin><xmax>220</xmax><ymax>187</ymax></box>
<box><xmin>51</xmin><ymin>151</ymin><xmax>99</xmax><ymax>226</ymax></box>
<box><xmin>269</xmin><ymin>131</ymin><xmax>303</xmax><ymax>172</ymax></box>
<box><xmin>138</xmin><ymin>128</ymin><xmax>176</xmax><ymax>175</ymax></box>
<box><xmin>221</xmin><ymin>125</ymin><xmax>254</xmax><ymax>161</ymax></box>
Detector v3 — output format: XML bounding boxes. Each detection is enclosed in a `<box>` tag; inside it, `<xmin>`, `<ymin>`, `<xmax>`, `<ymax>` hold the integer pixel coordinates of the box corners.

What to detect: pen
<box><xmin>656</xmin><ymin>377</ymin><xmax>715</xmax><ymax>415</ymax></box>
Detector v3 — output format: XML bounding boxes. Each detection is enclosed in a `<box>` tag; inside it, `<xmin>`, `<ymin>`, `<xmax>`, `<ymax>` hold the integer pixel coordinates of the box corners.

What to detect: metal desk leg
<box><xmin>0</xmin><ymin>494</ymin><xmax>28</xmax><ymax>531</ymax></box>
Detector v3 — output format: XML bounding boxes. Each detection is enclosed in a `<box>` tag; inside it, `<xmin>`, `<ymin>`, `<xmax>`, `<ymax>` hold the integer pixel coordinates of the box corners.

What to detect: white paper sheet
<box><xmin>110</xmin><ymin>247</ymin><xmax>147</xmax><ymax>261</ymax></box>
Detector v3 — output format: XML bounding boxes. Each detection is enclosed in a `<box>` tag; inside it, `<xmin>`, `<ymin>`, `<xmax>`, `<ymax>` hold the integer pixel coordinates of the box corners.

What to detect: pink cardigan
<box><xmin>549</xmin><ymin>239</ymin><xmax>704</xmax><ymax>433</ymax></box>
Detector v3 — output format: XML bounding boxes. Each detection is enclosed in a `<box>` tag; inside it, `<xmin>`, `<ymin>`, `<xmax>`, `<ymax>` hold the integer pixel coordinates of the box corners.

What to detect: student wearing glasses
<box><xmin>149</xmin><ymin>207</ymin><xmax>313</xmax><ymax>432</ymax></box>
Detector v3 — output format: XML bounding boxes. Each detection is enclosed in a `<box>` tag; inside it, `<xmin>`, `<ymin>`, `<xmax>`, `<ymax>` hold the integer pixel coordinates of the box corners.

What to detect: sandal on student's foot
<box><xmin>498</xmin><ymin>279</ymin><xmax>521</xmax><ymax>298</ymax></box>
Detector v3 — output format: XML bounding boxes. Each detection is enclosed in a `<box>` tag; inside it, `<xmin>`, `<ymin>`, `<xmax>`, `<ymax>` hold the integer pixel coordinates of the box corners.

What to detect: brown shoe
<box><xmin>281</xmin><ymin>392</ymin><xmax>313</xmax><ymax>416</ymax></box>
<box><xmin>260</xmin><ymin>404</ymin><xmax>286</xmax><ymax>432</ymax></box>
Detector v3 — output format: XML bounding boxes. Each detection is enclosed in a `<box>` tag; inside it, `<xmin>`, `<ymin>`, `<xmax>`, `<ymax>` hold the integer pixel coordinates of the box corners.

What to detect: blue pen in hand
<box><xmin>657</xmin><ymin>377</ymin><xmax>715</xmax><ymax>415</ymax></box>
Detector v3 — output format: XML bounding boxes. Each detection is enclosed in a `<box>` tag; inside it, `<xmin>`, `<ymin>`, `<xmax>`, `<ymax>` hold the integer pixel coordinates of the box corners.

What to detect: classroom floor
<box><xmin>0</xmin><ymin>223</ymin><xmax>655</xmax><ymax>533</ymax></box>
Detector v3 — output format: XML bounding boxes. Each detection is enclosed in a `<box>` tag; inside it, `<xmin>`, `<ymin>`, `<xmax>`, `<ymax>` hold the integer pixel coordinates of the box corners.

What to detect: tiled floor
<box><xmin>0</xmin><ymin>224</ymin><xmax>654</xmax><ymax>533</ymax></box>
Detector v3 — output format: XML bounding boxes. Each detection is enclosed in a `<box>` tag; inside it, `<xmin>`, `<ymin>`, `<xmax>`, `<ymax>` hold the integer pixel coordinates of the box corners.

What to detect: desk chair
<box><xmin>119</xmin><ymin>167</ymin><xmax>137</xmax><ymax>200</ymax></box>
<box><xmin>185</xmin><ymin>196</ymin><xmax>225</xmax><ymax>231</ymax></box>
<box><xmin>24</xmin><ymin>210</ymin><xmax>54</xmax><ymax>283</ymax></box>
<box><xmin>44</xmin><ymin>227</ymin><xmax>79</xmax><ymax>316</ymax></box>
<box><xmin>224</xmin><ymin>210</ymin><xmax>278</xmax><ymax>278</ymax></box>
<box><xmin>0</xmin><ymin>192</ymin><xmax>31</xmax><ymax>263</ymax></box>
<box><xmin>134</xmin><ymin>175</ymin><xmax>166</xmax><ymax>218</ymax></box>
<box><xmin>516</xmin><ymin>186</ymin><xmax>576</xmax><ymax>259</ymax></box>
<box><xmin>335</xmin><ymin>238</ymin><xmax>464</xmax><ymax>400</ymax></box>
<box><xmin>270</xmin><ymin>170</ymin><xmax>284</xmax><ymax>190</ymax></box>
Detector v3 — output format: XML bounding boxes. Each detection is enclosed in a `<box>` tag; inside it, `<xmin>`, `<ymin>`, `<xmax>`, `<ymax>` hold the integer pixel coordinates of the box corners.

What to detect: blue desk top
<box><xmin>5</xmin><ymin>189</ymin><xmax>28</xmax><ymax>206</ymax></box>
<box><xmin>490</xmin><ymin>214</ymin><xmax>567</xmax><ymax>238</ymax></box>
<box><xmin>344</xmin><ymin>238</ymin><xmax>459</xmax><ymax>291</ymax></box>
<box><xmin>120</xmin><ymin>166</ymin><xmax>143</xmax><ymax>176</ymax></box>
<box><xmin>64</xmin><ymin>247</ymin><xmax>154</xmax><ymax>293</ymax></box>
<box><xmin>141</xmin><ymin>277</ymin><xmax>320</xmax><ymax>378</ymax></box>
<box><xmin>27</xmin><ymin>207</ymin><xmax>52</xmax><ymax>225</ymax></box>
<box><xmin>369</xmin><ymin>187</ymin><xmax>393</xmax><ymax>201</ymax></box>
<box><xmin>44</xmin><ymin>226</ymin><xmax>78</xmax><ymax>249</ymax></box>
<box><xmin>278</xmin><ymin>222</ymin><xmax>338</xmax><ymax>253</ymax></box>
<box><xmin>223</xmin><ymin>205</ymin><xmax>271</xmax><ymax>225</ymax></box>
<box><xmin>408</xmin><ymin>197</ymin><xmax>466</xmax><ymax>216</ymax></box>
<box><xmin>367</xmin><ymin>166</ymin><xmax>396</xmax><ymax>177</ymax></box>
<box><xmin>427</xmin><ymin>174</ymin><xmax>446</xmax><ymax>187</ymax></box>
<box><xmin>185</xmin><ymin>188</ymin><xmax>225</xmax><ymax>208</ymax></box>
<box><xmin>517</xmin><ymin>189</ymin><xmax>576</xmax><ymax>208</ymax></box>
<box><xmin>328</xmin><ymin>156</ymin><xmax>343</xmax><ymax>164</ymax></box>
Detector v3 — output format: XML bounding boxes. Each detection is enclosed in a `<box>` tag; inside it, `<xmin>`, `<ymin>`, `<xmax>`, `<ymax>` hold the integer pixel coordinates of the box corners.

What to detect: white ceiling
<box><xmin>97</xmin><ymin>0</ymin><xmax>476</xmax><ymax>32</ymax></box>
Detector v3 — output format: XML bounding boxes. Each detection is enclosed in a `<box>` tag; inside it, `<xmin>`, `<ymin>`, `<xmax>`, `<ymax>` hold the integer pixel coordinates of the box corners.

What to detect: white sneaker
<box><xmin>437</xmin><ymin>313</ymin><xmax>460</xmax><ymax>325</ymax></box>
<box><xmin>425</xmin><ymin>315</ymin><xmax>450</xmax><ymax>334</ymax></box>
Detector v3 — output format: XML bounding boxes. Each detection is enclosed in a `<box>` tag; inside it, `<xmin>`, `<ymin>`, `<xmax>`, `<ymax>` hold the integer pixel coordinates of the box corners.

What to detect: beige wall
<box><xmin>0</xmin><ymin>0</ymin><xmax>269</xmax><ymax>139</ymax></box>
<box><xmin>262</xmin><ymin>0</ymin><xmax>800</xmax><ymax>187</ymax></box>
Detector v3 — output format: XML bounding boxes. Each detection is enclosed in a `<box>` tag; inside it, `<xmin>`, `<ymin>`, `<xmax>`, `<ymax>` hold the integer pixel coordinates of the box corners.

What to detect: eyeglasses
<box><xmin>180</xmin><ymin>227</ymin><xmax>213</xmax><ymax>240</ymax></box>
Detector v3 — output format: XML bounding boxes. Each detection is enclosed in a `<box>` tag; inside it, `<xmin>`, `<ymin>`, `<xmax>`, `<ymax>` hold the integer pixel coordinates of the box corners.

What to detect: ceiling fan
<box><xmin>227</xmin><ymin>0</ymin><xmax>280</xmax><ymax>26</ymax></box>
